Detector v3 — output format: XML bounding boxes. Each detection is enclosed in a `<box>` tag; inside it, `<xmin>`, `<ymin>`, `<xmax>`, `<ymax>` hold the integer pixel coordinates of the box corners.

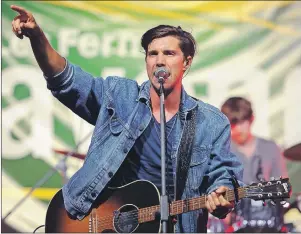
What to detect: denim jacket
<box><xmin>46</xmin><ymin>60</ymin><xmax>244</xmax><ymax>233</ymax></box>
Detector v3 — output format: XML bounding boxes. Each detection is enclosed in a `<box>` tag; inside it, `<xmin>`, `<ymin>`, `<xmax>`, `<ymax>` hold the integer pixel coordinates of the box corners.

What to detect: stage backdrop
<box><xmin>2</xmin><ymin>1</ymin><xmax>301</xmax><ymax>232</ymax></box>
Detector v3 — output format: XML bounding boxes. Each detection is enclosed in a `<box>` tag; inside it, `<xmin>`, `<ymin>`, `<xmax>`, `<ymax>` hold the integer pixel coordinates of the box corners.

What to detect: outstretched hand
<box><xmin>11</xmin><ymin>5</ymin><xmax>39</xmax><ymax>39</ymax></box>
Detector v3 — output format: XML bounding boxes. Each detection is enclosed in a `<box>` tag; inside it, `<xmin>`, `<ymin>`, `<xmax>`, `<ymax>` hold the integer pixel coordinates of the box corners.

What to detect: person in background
<box><xmin>221</xmin><ymin>96</ymin><xmax>288</xmax><ymax>233</ymax></box>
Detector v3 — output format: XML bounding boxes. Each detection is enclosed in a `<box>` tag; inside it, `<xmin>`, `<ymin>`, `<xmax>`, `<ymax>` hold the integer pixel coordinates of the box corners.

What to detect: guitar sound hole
<box><xmin>113</xmin><ymin>204</ymin><xmax>139</xmax><ymax>233</ymax></box>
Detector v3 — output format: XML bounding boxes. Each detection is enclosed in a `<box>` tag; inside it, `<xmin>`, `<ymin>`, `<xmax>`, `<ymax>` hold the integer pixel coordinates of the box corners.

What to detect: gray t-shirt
<box><xmin>231</xmin><ymin>136</ymin><xmax>287</xmax><ymax>184</ymax></box>
<box><xmin>231</xmin><ymin>137</ymin><xmax>288</xmax><ymax>231</ymax></box>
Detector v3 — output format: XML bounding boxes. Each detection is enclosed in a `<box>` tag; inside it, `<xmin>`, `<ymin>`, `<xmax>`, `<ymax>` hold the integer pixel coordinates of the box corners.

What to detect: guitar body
<box><xmin>45</xmin><ymin>180</ymin><xmax>161</xmax><ymax>233</ymax></box>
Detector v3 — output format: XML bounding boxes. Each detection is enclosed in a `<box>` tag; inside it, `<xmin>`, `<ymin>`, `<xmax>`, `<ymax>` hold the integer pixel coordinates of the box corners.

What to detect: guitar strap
<box><xmin>174</xmin><ymin>105</ymin><xmax>197</xmax><ymax>201</ymax></box>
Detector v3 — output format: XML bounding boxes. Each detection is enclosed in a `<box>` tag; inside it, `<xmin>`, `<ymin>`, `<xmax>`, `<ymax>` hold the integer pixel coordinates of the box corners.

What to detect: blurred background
<box><xmin>2</xmin><ymin>1</ymin><xmax>301</xmax><ymax>232</ymax></box>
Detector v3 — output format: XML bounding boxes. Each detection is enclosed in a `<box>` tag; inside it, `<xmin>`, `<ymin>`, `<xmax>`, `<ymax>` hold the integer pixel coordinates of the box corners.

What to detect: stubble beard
<box><xmin>152</xmin><ymin>82</ymin><xmax>173</xmax><ymax>97</ymax></box>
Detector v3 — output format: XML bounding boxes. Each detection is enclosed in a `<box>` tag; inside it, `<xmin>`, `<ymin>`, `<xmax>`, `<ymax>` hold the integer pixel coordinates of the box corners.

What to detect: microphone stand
<box><xmin>158</xmin><ymin>77</ymin><xmax>169</xmax><ymax>233</ymax></box>
<box><xmin>2</xmin><ymin>129</ymin><xmax>93</xmax><ymax>221</ymax></box>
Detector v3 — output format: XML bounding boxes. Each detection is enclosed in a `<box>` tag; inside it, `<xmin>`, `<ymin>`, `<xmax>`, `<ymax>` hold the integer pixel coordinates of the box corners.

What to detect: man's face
<box><xmin>146</xmin><ymin>36</ymin><xmax>189</xmax><ymax>92</ymax></box>
<box><xmin>230</xmin><ymin>119</ymin><xmax>252</xmax><ymax>145</ymax></box>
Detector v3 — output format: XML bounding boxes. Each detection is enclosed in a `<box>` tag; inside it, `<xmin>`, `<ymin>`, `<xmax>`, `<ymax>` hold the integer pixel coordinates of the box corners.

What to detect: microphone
<box><xmin>154</xmin><ymin>67</ymin><xmax>170</xmax><ymax>83</ymax></box>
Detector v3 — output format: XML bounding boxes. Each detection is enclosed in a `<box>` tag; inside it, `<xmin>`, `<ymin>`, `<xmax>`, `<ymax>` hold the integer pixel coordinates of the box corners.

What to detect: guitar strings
<box><xmin>92</xmin><ymin>189</ymin><xmax>246</xmax><ymax>224</ymax></box>
<box><xmin>94</xmin><ymin>189</ymin><xmax>281</xmax><ymax>228</ymax></box>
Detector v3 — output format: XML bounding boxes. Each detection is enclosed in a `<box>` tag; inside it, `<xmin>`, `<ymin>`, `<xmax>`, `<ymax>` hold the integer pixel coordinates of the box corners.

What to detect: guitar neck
<box><xmin>138</xmin><ymin>187</ymin><xmax>246</xmax><ymax>223</ymax></box>
<box><xmin>170</xmin><ymin>187</ymin><xmax>246</xmax><ymax>215</ymax></box>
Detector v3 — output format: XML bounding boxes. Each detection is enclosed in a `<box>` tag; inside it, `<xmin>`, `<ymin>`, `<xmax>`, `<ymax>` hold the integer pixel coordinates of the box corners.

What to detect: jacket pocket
<box><xmin>189</xmin><ymin>146</ymin><xmax>209</xmax><ymax>190</ymax></box>
<box><xmin>190</xmin><ymin>146</ymin><xmax>209</xmax><ymax>166</ymax></box>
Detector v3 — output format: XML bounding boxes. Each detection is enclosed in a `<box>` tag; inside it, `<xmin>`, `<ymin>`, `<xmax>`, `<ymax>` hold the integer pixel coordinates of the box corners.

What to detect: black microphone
<box><xmin>154</xmin><ymin>67</ymin><xmax>170</xmax><ymax>83</ymax></box>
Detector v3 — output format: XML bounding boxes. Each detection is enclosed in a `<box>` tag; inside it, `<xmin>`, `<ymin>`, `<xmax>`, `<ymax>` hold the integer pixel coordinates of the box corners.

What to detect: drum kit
<box><xmin>207</xmin><ymin>143</ymin><xmax>301</xmax><ymax>233</ymax></box>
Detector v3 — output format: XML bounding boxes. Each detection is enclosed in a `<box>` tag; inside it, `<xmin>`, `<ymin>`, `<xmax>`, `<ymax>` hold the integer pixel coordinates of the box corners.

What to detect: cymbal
<box><xmin>284</xmin><ymin>143</ymin><xmax>301</xmax><ymax>161</ymax></box>
<box><xmin>53</xmin><ymin>149</ymin><xmax>85</xmax><ymax>160</ymax></box>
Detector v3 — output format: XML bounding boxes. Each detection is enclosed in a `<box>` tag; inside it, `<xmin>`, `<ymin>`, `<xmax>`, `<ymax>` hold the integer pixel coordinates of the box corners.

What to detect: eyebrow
<box><xmin>147</xmin><ymin>49</ymin><xmax>177</xmax><ymax>55</ymax></box>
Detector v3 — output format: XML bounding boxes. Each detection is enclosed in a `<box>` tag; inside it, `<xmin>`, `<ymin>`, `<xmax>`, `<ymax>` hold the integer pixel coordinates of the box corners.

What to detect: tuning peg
<box><xmin>270</xmin><ymin>200</ymin><xmax>276</xmax><ymax>206</ymax></box>
<box><xmin>260</xmin><ymin>178</ymin><xmax>265</xmax><ymax>182</ymax></box>
<box><xmin>270</xmin><ymin>177</ymin><xmax>275</xmax><ymax>181</ymax></box>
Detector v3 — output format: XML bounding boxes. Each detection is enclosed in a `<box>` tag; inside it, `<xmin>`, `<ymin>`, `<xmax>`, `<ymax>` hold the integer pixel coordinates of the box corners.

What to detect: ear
<box><xmin>183</xmin><ymin>56</ymin><xmax>192</xmax><ymax>71</ymax></box>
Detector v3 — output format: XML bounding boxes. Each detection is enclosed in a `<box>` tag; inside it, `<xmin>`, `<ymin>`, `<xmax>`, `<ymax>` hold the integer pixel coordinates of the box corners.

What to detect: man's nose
<box><xmin>156</xmin><ymin>54</ymin><xmax>165</xmax><ymax>67</ymax></box>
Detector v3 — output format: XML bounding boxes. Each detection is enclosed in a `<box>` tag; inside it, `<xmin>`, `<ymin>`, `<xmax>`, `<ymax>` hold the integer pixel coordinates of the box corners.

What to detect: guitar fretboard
<box><xmin>137</xmin><ymin>187</ymin><xmax>246</xmax><ymax>223</ymax></box>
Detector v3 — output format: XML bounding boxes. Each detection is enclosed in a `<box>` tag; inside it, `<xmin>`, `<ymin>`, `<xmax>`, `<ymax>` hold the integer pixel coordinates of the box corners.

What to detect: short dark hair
<box><xmin>141</xmin><ymin>25</ymin><xmax>197</xmax><ymax>59</ymax></box>
<box><xmin>221</xmin><ymin>97</ymin><xmax>253</xmax><ymax>124</ymax></box>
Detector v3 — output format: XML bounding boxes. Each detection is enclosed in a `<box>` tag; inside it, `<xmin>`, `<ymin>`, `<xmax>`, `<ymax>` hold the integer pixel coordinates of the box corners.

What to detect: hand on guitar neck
<box><xmin>205</xmin><ymin>186</ymin><xmax>234</xmax><ymax>217</ymax></box>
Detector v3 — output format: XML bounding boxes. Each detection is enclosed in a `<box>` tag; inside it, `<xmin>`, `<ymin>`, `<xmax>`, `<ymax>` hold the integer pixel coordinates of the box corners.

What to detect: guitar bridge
<box><xmin>89</xmin><ymin>209</ymin><xmax>98</xmax><ymax>233</ymax></box>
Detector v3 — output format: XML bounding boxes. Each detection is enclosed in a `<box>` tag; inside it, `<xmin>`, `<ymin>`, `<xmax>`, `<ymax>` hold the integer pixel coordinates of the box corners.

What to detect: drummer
<box><xmin>221</xmin><ymin>97</ymin><xmax>288</xmax><ymax>232</ymax></box>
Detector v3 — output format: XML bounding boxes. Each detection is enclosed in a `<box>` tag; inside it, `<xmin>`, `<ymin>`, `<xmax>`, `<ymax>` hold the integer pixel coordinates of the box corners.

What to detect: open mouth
<box><xmin>153</xmin><ymin>73</ymin><xmax>170</xmax><ymax>80</ymax></box>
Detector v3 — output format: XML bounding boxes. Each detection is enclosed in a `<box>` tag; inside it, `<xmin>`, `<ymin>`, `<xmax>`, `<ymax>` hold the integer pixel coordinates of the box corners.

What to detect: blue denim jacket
<box><xmin>46</xmin><ymin>60</ymin><xmax>243</xmax><ymax>233</ymax></box>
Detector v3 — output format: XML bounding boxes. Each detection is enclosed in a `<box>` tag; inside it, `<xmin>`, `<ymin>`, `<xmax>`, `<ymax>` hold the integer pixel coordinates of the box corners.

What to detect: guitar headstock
<box><xmin>244</xmin><ymin>177</ymin><xmax>292</xmax><ymax>201</ymax></box>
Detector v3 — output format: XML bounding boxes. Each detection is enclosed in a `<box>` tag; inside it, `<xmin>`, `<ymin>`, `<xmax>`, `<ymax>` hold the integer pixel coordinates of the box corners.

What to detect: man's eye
<box><xmin>165</xmin><ymin>52</ymin><xmax>175</xmax><ymax>56</ymax></box>
<box><xmin>148</xmin><ymin>52</ymin><xmax>157</xmax><ymax>56</ymax></box>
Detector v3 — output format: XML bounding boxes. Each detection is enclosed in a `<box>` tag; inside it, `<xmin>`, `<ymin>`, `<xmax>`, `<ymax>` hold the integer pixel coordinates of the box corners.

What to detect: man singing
<box><xmin>11</xmin><ymin>5</ymin><xmax>244</xmax><ymax>232</ymax></box>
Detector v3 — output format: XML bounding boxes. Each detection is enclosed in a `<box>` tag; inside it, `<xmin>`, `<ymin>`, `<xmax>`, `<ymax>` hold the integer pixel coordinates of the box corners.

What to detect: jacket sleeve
<box><xmin>44</xmin><ymin>59</ymin><xmax>108</xmax><ymax>125</ymax></box>
<box><xmin>205</xmin><ymin>118</ymin><xmax>244</xmax><ymax>218</ymax></box>
<box><xmin>206</xmin><ymin>118</ymin><xmax>244</xmax><ymax>193</ymax></box>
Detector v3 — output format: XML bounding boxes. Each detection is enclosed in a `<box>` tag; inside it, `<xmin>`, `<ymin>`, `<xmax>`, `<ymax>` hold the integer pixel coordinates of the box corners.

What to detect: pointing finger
<box><xmin>11</xmin><ymin>5</ymin><xmax>29</xmax><ymax>15</ymax></box>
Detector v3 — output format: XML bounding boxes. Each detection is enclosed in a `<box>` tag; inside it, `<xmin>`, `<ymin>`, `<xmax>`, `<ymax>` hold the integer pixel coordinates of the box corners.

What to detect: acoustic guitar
<box><xmin>45</xmin><ymin>178</ymin><xmax>291</xmax><ymax>233</ymax></box>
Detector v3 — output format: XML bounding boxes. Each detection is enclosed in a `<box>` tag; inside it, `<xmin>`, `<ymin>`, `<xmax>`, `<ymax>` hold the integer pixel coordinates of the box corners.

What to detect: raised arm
<box><xmin>11</xmin><ymin>4</ymin><xmax>65</xmax><ymax>77</ymax></box>
<box><xmin>10</xmin><ymin>5</ymin><xmax>109</xmax><ymax>125</ymax></box>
